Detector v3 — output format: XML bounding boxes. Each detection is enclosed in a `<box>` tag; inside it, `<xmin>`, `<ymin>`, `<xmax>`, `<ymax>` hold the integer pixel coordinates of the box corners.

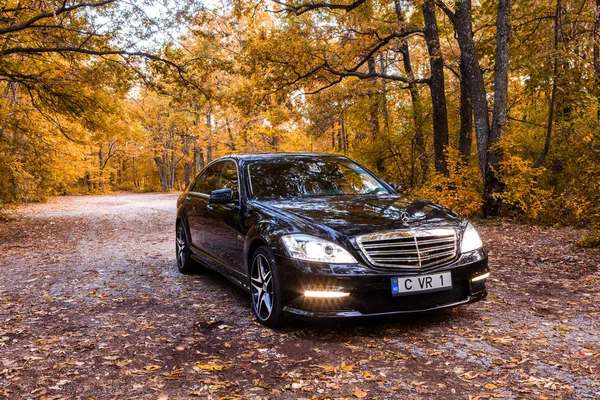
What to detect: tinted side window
<box><xmin>192</xmin><ymin>161</ymin><xmax>224</xmax><ymax>194</ymax></box>
<box><xmin>217</xmin><ymin>161</ymin><xmax>239</xmax><ymax>199</ymax></box>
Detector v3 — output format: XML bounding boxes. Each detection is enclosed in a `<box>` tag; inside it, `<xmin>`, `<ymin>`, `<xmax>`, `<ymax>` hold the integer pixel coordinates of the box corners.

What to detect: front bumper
<box><xmin>275</xmin><ymin>247</ymin><xmax>489</xmax><ymax>319</ymax></box>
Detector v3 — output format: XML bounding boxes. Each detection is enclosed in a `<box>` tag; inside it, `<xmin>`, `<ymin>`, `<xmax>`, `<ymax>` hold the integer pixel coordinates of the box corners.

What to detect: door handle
<box><xmin>207</xmin><ymin>204</ymin><xmax>213</xmax><ymax>211</ymax></box>
<box><xmin>185</xmin><ymin>196</ymin><xmax>191</xmax><ymax>202</ymax></box>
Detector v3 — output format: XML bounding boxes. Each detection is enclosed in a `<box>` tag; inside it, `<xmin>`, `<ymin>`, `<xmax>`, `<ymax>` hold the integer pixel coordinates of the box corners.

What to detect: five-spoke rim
<box><xmin>250</xmin><ymin>254</ymin><xmax>274</xmax><ymax>320</ymax></box>
<box><xmin>176</xmin><ymin>226</ymin><xmax>186</xmax><ymax>268</ymax></box>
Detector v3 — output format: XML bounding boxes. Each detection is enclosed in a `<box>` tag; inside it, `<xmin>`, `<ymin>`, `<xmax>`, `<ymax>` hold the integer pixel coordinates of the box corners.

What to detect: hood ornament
<box><xmin>400</xmin><ymin>210</ymin><xmax>411</xmax><ymax>223</ymax></box>
<box><xmin>400</xmin><ymin>210</ymin><xmax>427</xmax><ymax>224</ymax></box>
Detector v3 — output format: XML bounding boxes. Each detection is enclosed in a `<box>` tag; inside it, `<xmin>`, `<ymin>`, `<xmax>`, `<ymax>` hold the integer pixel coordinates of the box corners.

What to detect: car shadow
<box><xmin>187</xmin><ymin>266</ymin><xmax>470</xmax><ymax>340</ymax></box>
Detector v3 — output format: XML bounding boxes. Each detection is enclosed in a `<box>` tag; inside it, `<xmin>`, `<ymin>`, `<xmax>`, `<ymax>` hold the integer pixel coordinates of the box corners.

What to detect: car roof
<box><xmin>220</xmin><ymin>152</ymin><xmax>349</xmax><ymax>162</ymax></box>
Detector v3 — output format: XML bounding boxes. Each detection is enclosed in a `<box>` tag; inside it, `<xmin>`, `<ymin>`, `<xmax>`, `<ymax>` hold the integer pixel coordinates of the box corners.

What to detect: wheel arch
<box><xmin>246</xmin><ymin>237</ymin><xmax>268</xmax><ymax>273</ymax></box>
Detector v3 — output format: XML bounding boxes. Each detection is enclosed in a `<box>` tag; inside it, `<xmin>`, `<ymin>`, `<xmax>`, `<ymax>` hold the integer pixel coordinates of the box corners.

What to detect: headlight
<box><xmin>461</xmin><ymin>222</ymin><xmax>483</xmax><ymax>253</ymax></box>
<box><xmin>281</xmin><ymin>234</ymin><xmax>357</xmax><ymax>264</ymax></box>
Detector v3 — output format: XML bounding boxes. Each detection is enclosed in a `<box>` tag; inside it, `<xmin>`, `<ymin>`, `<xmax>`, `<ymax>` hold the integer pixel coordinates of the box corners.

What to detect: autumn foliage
<box><xmin>1</xmin><ymin>0</ymin><xmax>599</xmax><ymax>227</ymax></box>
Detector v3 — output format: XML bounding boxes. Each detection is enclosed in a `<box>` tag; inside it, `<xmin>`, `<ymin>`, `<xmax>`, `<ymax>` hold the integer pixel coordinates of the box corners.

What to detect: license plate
<box><xmin>391</xmin><ymin>272</ymin><xmax>452</xmax><ymax>296</ymax></box>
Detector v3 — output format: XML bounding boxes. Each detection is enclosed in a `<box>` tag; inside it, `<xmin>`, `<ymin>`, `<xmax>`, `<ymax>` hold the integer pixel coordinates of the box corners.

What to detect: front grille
<box><xmin>356</xmin><ymin>229</ymin><xmax>458</xmax><ymax>269</ymax></box>
<box><xmin>350</xmin><ymin>281</ymin><xmax>469</xmax><ymax>314</ymax></box>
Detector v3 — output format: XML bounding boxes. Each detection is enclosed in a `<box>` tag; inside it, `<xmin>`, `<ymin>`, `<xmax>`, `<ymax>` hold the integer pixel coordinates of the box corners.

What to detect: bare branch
<box><xmin>323</xmin><ymin>64</ymin><xmax>429</xmax><ymax>84</ymax></box>
<box><xmin>0</xmin><ymin>0</ymin><xmax>117</xmax><ymax>36</ymax></box>
<box><xmin>345</xmin><ymin>29</ymin><xmax>424</xmax><ymax>73</ymax></box>
<box><xmin>272</xmin><ymin>0</ymin><xmax>368</xmax><ymax>15</ymax></box>
<box><xmin>434</xmin><ymin>0</ymin><xmax>456</xmax><ymax>24</ymax></box>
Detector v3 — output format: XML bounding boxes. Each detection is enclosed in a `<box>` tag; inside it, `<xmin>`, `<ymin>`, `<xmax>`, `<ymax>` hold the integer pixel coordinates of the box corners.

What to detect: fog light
<box><xmin>304</xmin><ymin>290</ymin><xmax>350</xmax><ymax>298</ymax></box>
<box><xmin>471</xmin><ymin>272</ymin><xmax>490</xmax><ymax>282</ymax></box>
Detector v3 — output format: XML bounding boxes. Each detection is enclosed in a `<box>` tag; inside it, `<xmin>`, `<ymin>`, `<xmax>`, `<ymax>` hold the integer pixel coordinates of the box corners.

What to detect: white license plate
<box><xmin>391</xmin><ymin>272</ymin><xmax>452</xmax><ymax>296</ymax></box>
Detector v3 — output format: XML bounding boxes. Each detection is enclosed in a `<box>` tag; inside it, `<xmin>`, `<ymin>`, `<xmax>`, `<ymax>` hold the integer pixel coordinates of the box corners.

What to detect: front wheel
<box><xmin>176</xmin><ymin>223</ymin><xmax>203</xmax><ymax>274</ymax></box>
<box><xmin>249</xmin><ymin>246</ymin><xmax>286</xmax><ymax>328</ymax></box>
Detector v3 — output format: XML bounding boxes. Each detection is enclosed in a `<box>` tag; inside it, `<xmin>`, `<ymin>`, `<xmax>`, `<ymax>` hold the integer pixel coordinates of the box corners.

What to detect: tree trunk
<box><xmin>367</xmin><ymin>56</ymin><xmax>384</xmax><ymax>172</ymax></box>
<box><xmin>394</xmin><ymin>0</ymin><xmax>427</xmax><ymax>186</ymax></box>
<box><xmin>226</xmin><ymin>118</ymin><xmax>236</xmax><ymax>151</ymax></box>
<box><xmin>483</xmin><ymin>0</ymin><xmax>512</xmax><ymax>217</ymax></box>
<box><xmin>367</xmin><ymin>57</ymin><xmax>381</xmax><ymax>142</ymax></box>
<box><xmin>154</xmin><ymin>157</ymin><xmax>169</xmax><ymax>191</ymax></box>
<box><xmin>206</xmin><ymin>112</ymin><xmax>213</xmax><ymax>163</ymax></box>
<box><xmin>341</xmin><ymin>112</ymin><xmax>348</xmax><ymax>154</ymax></box>
<box><xmin>422</xmin><ymin>0</ymin><xmax>449</xmax><ymax>177</ymax></box>
<box><xmin>458</xmin><ymin>59</ymin><xmax>473</xmax><ymax>162</ymax></box>
<box><xmin>379</xmin><ymin>55</ymin><xmax>391</xmax><ymax>137</ymax></box>
<box><xmin>594</xmin><ymin>0</ymin><xmax>600</xmax><ymax>121</ymax></box>
<box><xmin>169</xmin><ymin>132</ymin><xmax>176</xmax><ymax>190</ymax></box>
<box><xmin>196</xmin><ymin>149</ymin><xmax>205</xmax><ymax>172</ymax></box>
<box><xmin>534</xmin><ymin>0</ymin><xmax>561</xmax><ymax>169</ymax></box>
<box><xmin>452</xmin><ymin>0</ymin><xmax>491</xmax><ymax>180</ymax></box>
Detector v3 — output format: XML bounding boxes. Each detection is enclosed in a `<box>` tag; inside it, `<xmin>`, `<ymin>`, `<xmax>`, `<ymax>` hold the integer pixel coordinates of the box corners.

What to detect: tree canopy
<box><xmin>1</xmin><ymin>0</ymin><xmax>599</xmax><ymax>225</ymax></box>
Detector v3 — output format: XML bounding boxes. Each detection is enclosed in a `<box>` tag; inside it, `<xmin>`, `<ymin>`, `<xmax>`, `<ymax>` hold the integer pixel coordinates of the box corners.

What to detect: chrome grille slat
<box><xmin>369</xmin><ymin>247</ymin><xmax>454</xmax><ymax>259</ymax></box>
<box><xmin>356</xmin><ymin>229</ymin><xmax>458</xmax><ymax>269</ymax></box>
<box><xmin>368</xmin><ymin>249</ymin><xmax>420</xmax><ymax>255</ymax></box>
<box><xmin>368</xmin><ymin>243</ymin><xmax>455</xmax><ymax>256</ymax></box>
<box><xmin>362</xmin><ymin>242</ymin><xmax>417</xmax><ymax>249</ymax></box>
<box><xmin>415</xmin><ymin>237</ymin><xmax>458</xmax><ymax>246</ymax></box>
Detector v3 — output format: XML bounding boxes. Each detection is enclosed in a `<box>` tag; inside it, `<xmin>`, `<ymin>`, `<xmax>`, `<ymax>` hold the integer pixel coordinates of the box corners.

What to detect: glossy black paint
<box><xmin>176</xmin><ymin>153</ymin><xmax>488</xmax><ymax>318</ymax></box>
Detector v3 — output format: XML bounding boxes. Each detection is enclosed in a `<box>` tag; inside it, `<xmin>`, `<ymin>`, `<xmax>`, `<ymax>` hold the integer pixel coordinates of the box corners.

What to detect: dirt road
<box><xmin>1</xmin><ymin>193</ymin><xmax>599</xmax><ymax>399</ymax></box>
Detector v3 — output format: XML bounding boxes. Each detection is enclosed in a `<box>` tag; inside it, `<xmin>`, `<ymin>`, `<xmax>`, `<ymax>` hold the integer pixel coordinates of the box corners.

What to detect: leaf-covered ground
<box><xmin>0</xmin><ymin>193</ymin><xmax>599</xmax><ymax>399</ymax></box>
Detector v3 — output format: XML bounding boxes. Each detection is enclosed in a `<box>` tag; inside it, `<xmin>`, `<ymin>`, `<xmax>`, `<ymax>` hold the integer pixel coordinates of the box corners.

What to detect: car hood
<box><xmin>258</xmin><ymin>195</ymin><xmax>464</xmax><ymax>238</ymax></box>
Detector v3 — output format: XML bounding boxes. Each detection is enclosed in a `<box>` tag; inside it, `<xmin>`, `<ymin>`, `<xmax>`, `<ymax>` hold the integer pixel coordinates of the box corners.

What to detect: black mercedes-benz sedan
<box><xmin>176</xmin><ymin>153</ymin><xmax>489</xmax><ymax>327</ymax></box>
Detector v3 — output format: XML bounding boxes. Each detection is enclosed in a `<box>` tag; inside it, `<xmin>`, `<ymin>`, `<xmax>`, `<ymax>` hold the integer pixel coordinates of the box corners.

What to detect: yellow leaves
<box><xmin>193</xmin><ymin>361</ymin><xmax>229</xmax><ymax>372</ymax></box>
<box><xmin>493</xmin><ymin>154</ymin><xmax>550</xmax><ymax>219</ymax></box>
<box><xmin>363</xmin><ymin>371</ymin><xmax>375</xmax><ymax>380</ymax></box>
<box><xmin>484</xmin><ymin>383</ymin><xmax>497</xmax><ymax>390</ymax></box>
<box><xmin>352</xmin><ymin>388</ymin><xmax>368</xmax><ymax>398</ymax></box>
<box><xmin>415</xmin><ymin>148</ymin><xmax>483</xmax><ymax>217</ymax></box>
<box><xmin>554</xmin><ymin>323</ymin><xmax>572</xmax><ymax>332</ymax></box>
<box><xmin>488</xmin><ymin>336</ymin><xmax>514</xmax><ymax>346</ymax></box>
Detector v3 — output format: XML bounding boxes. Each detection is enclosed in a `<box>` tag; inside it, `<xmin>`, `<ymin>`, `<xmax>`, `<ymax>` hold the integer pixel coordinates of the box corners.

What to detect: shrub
<box><xmin>415</xmin><ymin>149</ymin><xmax>483</xmax><ymax>217</ymax></box>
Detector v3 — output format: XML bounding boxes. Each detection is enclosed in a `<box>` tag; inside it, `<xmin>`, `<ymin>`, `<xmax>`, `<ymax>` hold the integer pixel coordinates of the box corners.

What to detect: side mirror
<box><xmin>209</xmin><ymin>188</ymin><xmax>234</xmax><ymax>204</ymax></box>
<box><xmin>389</xmin><ymin>182</ymin><xmax>403</xmax><ymax>194</ymax></box>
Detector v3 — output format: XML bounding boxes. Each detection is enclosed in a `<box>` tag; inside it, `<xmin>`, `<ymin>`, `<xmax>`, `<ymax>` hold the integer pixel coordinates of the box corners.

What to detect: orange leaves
<box><xmin>362</xmin><ymin>371</ymin><xmax>375</xmax><ymax>380</ymax></box>
<box><xmin>352</xmin><ymin>388</ymin><xmax>369</xmax><ymax>398</ymax></box>
<box><xmin>319</xmin><ymin>362</ymin><xmax>354</xmax><ymax>374</ymax></box>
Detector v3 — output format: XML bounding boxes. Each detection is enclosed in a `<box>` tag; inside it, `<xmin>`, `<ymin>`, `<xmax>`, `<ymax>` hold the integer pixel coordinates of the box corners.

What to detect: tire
<box><xmin>249</xmin><ymin>246</ymin><xmax>286</xmax><ymax>328</ymax></box>
<box><xmin>176</xmin><ymin>222</ymin><xmax>203</xmax><ymax>274</ymax></box>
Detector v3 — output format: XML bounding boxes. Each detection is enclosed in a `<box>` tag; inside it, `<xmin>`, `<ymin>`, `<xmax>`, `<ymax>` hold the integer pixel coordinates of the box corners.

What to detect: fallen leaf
<box><xmin>194</xmin><ymin>362</ymin><xmax>225</xmax><ymax>371</ymax></box>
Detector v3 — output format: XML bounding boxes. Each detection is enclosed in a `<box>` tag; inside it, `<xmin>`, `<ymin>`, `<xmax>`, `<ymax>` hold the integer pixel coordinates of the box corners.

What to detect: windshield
<box><xmin>247</xmin><ymin>157</ymin><xmax>391</xmax><ymax>200</ymax></box>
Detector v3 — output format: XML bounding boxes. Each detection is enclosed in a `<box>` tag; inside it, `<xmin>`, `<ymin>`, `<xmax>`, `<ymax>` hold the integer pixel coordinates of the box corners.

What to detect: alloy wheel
<box><xmin>250</xmin><ymin>254</ymin><xmax>274</xmax><ymax>320</ymax></box>
<box><xmin>176</xmin><ymin>226</ymin><xmax>187</xmax><ymax>269</ymax></box>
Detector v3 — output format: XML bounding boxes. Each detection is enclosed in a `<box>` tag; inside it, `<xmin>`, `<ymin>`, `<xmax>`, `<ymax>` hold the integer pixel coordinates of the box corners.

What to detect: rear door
<box><xmin>207</xmin><ymin>160</ymin><xmax>245</xmax><ymax>274</ymax></box>
<box><xmin>187</xmin><ymin>161</ymin><xmax>225</xmax><ymax>255</ymax></box>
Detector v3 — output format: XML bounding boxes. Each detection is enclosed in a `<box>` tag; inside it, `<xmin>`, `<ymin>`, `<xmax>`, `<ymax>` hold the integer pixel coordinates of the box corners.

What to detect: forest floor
<box><xmin>0</xmin><ymin>193</ymin><xmax>599</xmax><ymax>400</ymax></box>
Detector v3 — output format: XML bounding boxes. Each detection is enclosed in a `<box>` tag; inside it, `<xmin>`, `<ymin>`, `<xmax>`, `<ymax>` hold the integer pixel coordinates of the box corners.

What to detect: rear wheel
<box><xmin>176</xmin><ymin>223</ymin><xmax>202</xmax><ymax>274</ymax></box>
<box><xmin>250</xmin><ymin>246</ymin><xmax>286</xmax><ymax>328</ymax></box>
